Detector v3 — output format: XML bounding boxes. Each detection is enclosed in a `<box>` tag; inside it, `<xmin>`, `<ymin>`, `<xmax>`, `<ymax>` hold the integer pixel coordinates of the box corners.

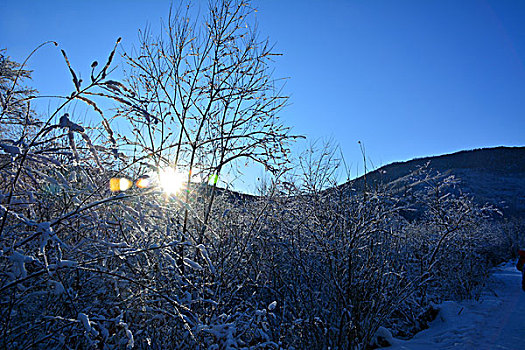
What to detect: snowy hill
<box><xmin>346</xmin><ymin>146</ymin><xmax>525</xmax><ymax>218</ymax></box>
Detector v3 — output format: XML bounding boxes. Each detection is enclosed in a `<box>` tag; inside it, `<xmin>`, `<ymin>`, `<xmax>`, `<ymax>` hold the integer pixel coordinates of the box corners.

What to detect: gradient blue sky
<box><xmin>1</xmin><ymin>0</ymin><xmax>524</xmax><ymax>190</ymax></box>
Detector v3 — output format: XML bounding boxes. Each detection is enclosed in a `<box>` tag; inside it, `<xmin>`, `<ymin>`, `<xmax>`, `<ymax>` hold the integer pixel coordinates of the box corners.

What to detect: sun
<box><xmin>158</xmin><ymin>167</ymin><xmax>186</xmax><ymax>194</ymax></box>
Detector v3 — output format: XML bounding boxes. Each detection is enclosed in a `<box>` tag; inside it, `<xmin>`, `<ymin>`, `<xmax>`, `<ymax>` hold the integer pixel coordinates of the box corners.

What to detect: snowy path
<box><xmin>388</xmin><ymin>262</ymin><xmax>525</xmax><ymax>350</ymax></box>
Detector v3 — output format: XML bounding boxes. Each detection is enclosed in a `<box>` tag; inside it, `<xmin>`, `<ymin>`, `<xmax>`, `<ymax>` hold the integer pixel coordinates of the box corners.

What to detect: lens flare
<box><xmin>158</xmin><ymin>167</ymin><xmax>186</xmax><ymax>194</ymax></box>
<box><xmin>209</xmin><ymin>174</ymin><xmax>219</xmax><ymax>185</ymax></box>
<box><xmin>110</xmin><ymin>177</ymin><xmax>132</xmax><ymax>192</ymax></box>
<box><xmin>135</xmin><ymin>177</ymin><xmax>150</xmax><ymax>189</ymax></box>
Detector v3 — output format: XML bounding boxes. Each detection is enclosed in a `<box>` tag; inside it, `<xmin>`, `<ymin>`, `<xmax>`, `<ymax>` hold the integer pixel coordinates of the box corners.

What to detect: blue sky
<box><xmin>1</xmin><ymin>0</ymin><xmax>524</xmax><ymax>191</ymax></box>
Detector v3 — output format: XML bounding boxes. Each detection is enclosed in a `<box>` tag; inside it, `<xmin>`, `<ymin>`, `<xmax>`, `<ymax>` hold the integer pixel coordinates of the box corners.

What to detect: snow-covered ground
<box><xmin>386</xmin><ymin>261</ymin><xmax>525</xmax><ymax>350</ymax></box>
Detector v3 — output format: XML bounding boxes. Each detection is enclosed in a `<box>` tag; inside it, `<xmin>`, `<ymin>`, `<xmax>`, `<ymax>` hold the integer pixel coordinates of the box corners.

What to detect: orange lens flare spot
<box><xmin>109</xmin><ymin>178</ymin><xmax>120</xmax><ymax>192</ymax></box>
<box><xmin>135</xmin><ymin>177</ymin><xmax>150</xmax><ymax>189</ymax></box>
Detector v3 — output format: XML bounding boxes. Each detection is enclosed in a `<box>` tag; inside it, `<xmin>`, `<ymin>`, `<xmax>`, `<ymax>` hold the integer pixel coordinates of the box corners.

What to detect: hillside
<box><xmin>347</xmin><ymin>146</ymin><xmax>525</xmax><ymax>218</ymax></box>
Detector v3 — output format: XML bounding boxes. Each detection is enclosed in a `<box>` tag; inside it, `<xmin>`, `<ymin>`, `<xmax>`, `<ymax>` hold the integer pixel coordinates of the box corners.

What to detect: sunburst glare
<box><xmin>158</xmin><ymin>167</ymin><xmax>186</xmax><ymax>194</ymax></box>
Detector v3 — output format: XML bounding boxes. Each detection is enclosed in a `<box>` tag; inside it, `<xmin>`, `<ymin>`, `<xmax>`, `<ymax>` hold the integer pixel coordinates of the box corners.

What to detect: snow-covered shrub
<box><xmin>2</xmin><ymin>3</ymin><xmax>522</xmax><ymax>349</ymax></box>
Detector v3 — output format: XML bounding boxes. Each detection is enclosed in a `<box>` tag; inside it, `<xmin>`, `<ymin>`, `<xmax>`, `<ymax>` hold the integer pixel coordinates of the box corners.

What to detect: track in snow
<box><xmin>387</xmin><ymin>262</ymin><xmax>525</xmax><ymax>350</ymax></box>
